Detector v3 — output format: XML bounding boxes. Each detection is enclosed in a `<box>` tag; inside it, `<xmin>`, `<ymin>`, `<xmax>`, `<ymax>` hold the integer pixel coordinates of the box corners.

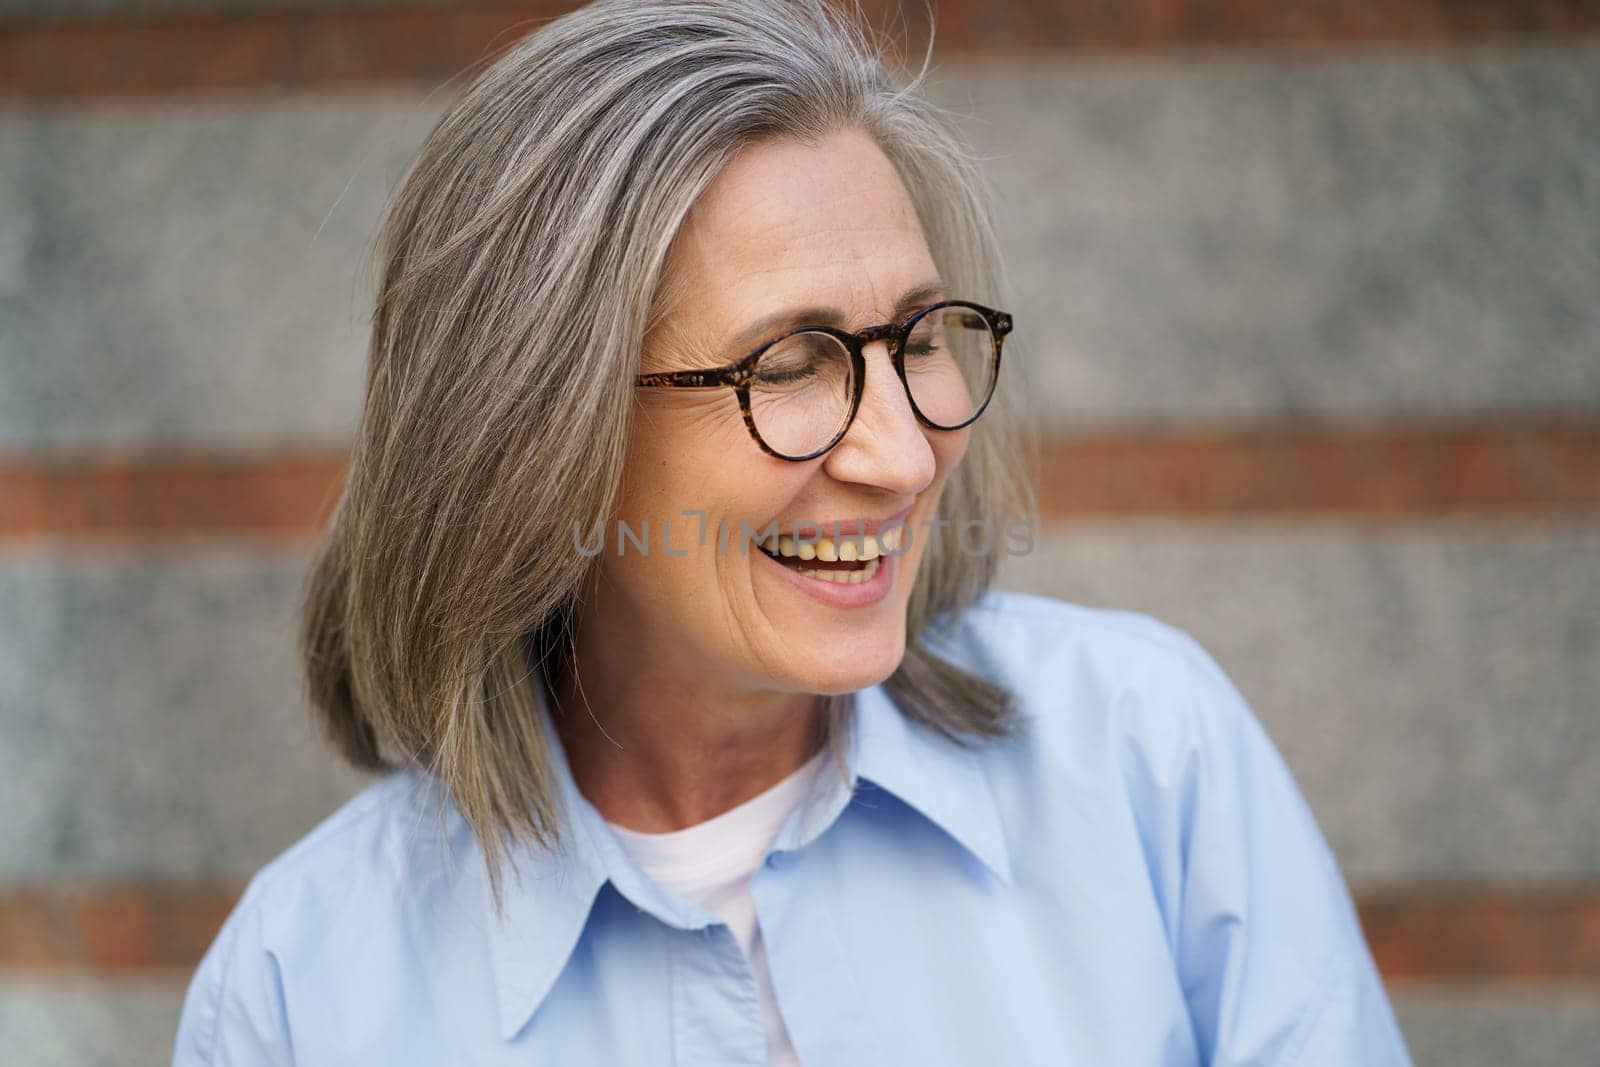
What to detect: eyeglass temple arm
<box><xmin>635</xmin><ymin>367</ymin><xmax>746</xmax><ymax>388</ymax></box>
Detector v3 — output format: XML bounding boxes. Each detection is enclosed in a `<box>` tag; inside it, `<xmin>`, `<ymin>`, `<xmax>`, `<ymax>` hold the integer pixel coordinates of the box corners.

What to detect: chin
<box><xmin>790</xmin><ymin>631</ymin><xmax>907</xmax><ymax>696</ymax></box>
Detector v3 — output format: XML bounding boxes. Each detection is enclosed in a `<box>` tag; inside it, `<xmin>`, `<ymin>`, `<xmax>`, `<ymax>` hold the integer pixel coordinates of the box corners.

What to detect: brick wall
<box><xmin>2</xmin><ymin>2</ymin><xmax>1598</xmax><ymax>1063</ymax></box>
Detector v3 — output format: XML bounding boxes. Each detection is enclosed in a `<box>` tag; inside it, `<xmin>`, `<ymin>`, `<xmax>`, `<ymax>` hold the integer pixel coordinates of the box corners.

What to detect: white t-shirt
<box><xmin>605</xmin><ymin>749</ymin><xmax>827</xmax><ymax>1067</ymax></box>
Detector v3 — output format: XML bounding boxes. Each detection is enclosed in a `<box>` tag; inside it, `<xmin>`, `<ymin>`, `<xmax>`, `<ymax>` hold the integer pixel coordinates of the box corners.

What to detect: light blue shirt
<box><xmin>172</xmin><ymin>590</ymin><xmax>1413</xmax><ymax>1065</ymax></box>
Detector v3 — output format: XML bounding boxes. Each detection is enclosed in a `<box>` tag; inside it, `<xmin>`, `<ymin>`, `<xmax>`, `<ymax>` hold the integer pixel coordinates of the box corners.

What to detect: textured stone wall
<box><xmin>2</xmin><ymin>3</ymin><xmax>1597</xmax><ymax>1064</ymax></box>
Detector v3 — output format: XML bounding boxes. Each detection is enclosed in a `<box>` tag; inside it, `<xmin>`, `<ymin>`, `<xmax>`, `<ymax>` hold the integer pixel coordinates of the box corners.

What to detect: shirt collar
<box><xmin>841</xmin><ymin>680</ymin><xmax>1013</xmax><ymax>888</ymax></box>
<box><xmin>482</xmin><ymin>668</ymin><xmax>1013</xmax><ymax>1042</ymax></box>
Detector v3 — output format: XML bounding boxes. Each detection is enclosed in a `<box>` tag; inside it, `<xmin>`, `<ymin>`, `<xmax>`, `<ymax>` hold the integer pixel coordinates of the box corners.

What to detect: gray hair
<box><xmin>299</xmin><ymin>0</ymin><xmax>1035</xmax><ymax>912</ymax></box>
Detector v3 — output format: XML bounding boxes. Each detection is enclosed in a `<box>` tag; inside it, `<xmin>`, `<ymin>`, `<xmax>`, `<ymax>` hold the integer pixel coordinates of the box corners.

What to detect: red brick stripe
<box><xmin>1362</xmin><ymin>886</ymin><xmax>1600</xmax><ymax>982</ymax></box>
<box><xmin>1032</xmin><ymin>420</ymin><xmax>1600</xmax><ymax>518</ymax></box>
<box><xmin>2</xmin><ymin>0</ymin><xmax>1598</xmax><ymax>102</ymax></box>
<box><xmin>0</xmin><ymin>4</ymin><xmax>567</xmax><ymax>101</ymax></box>
<box><xmin>0</xmin><ymin>450</ymin><xmax>346</xmax><ymax>544</ymax></box>
<box><xmin>1</xmin><ymin>421</ymin><xmax>1595</xmax><ymax>543</ymax></box>
<box><xmin>0</xmin><ymin>882</ymin><xmax>246</xmax><ymax>975</ymax></box>
<box><xmin>2</xmin><ymin>881</ymin><xmax>1596</xmax><ymax>979</ymax></box>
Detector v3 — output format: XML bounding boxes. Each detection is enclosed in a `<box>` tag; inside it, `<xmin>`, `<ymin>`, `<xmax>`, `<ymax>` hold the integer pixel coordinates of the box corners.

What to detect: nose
<box><xmin>821</xmin><ymin>338</ymin><xmax>937</xmax><ymax>494</ymax></box>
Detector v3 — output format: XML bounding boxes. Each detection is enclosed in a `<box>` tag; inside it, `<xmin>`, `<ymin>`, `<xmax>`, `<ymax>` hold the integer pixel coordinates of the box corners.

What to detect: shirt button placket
<box><xmin>668</xmin><ymin>922</ymin><xmax>768</xmax><ymax>1067</ymax></box>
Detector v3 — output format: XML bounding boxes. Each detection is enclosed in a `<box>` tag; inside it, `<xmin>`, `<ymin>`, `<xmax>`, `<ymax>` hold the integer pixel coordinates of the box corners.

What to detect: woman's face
<box><xmin>592</xmin><ymin>125</ymin><xmax>970</xmax><ymax>698</ymax></box>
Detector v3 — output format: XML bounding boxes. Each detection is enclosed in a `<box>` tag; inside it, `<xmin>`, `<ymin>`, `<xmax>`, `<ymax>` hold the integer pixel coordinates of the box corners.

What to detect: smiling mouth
<box><xmin>756</xmin><ymin>529</ymin><xmax>901</xmax><ymax>585</ymax></box>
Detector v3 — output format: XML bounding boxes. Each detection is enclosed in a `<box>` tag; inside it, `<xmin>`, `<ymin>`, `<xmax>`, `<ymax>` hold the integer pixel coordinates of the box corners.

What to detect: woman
<box><xmin>173</xmin><ymin>1</ymin><xmax>1413</xmax><ymax>1064</ymax></box>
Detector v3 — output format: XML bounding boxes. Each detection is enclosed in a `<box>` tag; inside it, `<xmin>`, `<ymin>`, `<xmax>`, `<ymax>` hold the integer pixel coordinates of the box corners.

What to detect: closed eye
<box><xmin>756</xmin><ymin>365</ymin><xmax>819</xmax><ymax>386</ymax></box>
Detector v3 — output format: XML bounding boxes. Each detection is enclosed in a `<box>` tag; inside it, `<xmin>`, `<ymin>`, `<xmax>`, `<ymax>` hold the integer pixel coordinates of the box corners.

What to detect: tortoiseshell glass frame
<box><xmin>635</xmin><ymin>299</ymin><xmax>1013</xmax><ymax>461</ymax></box>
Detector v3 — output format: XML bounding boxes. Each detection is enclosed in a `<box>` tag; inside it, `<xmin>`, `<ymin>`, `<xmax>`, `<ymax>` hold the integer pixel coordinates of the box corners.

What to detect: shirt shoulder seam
<box><xmin>243</xmin><ymin>767</ymin><xmax>425</xmax><ymax>911</ymax></box>
<box><xmin>200</xmin><ymin>868</ymin><xmax>268</xmax><ymax>1064</ymax></box>
<box><xmin>978</xmin><ymin>590</ymin><xmax>1236</xmax><ymax>697</ymax></box>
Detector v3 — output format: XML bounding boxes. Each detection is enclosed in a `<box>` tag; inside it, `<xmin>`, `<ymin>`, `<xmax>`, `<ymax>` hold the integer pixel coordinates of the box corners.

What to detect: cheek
<box><xmin>609</xmin><ymin>415</ymin><xmax>810</xmax><ymax>584</ymax></box>
<box><xmin>617</xmin><ymin>398</ymin><xmax>747</xmax><ymax>516</ymax></box>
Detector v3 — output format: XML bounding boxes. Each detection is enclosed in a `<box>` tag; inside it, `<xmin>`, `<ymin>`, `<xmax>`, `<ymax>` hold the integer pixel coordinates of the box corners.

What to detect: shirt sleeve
<box><xmin>1148</xmin><ymin>637</ymin><xmax>1415</xmax><ymax>1066</ymax></box>
<box><xmin>170</xmin><ymin>880</ymin><xmax>296</xmax><ymax>1067</ymax></box>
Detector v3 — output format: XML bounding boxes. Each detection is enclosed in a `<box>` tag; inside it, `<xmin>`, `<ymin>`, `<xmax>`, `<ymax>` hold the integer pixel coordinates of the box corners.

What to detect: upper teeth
<box><xmin>759</xmin><ymin>527</ymin><xmax>903</xmax><ymax>560</ymax></box>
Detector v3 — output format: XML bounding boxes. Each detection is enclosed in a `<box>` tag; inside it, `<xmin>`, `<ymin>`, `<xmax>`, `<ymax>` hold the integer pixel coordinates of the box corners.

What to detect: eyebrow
<box><xmin>716</xmin><ymin>279</ymin><xmax>947</xmax><ymax>360</ymax></box>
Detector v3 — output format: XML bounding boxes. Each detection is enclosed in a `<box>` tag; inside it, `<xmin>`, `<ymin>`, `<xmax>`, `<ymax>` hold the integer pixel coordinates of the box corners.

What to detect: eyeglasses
<box><xmin>635</xmin><ymin>299</ymin><xmax>1012</xmax><ymax>461</ymax></box>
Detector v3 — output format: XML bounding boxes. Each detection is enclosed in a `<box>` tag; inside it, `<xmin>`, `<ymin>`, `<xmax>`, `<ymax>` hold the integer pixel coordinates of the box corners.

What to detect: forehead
<box><xmin>665</xmin><ymin>127</ymin><xmax>941</xmax><ymax>339</ymax></box>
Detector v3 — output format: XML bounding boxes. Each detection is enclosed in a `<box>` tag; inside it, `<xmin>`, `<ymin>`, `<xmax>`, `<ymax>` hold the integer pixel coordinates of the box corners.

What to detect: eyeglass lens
<box><xmin>746</xmin><ymin>305</ymin><xmax>998</xmax><ymax>459</ymax></box>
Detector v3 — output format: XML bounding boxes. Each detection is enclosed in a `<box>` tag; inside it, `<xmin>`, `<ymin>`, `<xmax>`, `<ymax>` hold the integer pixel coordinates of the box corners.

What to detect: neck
<box><xmin>544</xmin><ymin>615</ymin><xmax>828</xmax><ymax>834</ymax></box>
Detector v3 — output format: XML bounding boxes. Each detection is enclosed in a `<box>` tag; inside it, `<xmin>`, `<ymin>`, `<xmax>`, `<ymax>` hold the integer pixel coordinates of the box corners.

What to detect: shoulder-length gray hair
<box><xmin>300</xmin><ymin>0</ymin><xmax>1035</xmax><ymax>910</ymax></box>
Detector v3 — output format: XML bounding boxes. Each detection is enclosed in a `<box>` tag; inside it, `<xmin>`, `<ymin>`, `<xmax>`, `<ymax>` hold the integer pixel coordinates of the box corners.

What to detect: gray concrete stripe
<box><xmin>0</xmin><ymin>545</ymin><xmax>368</xmax><ymax>880</ymax></box>
<box><xmin>1393</xmin><ymin>984</ymin><xmax>1600</xmax><ymax>1066</ymax></box>
<box><xmin>3</xmin><ymin>44</ymin><xmax>1598</xmax><ymax>448</ymax></box>
<box><xmin>0</xmin><ymin>93</ymin><xmax>432</xmax><ymax>450</ymax></box>
<box><xmin>958</xmin><ymin>46</ymin><xmax>1600</xmax><ymax>428</ymax></box>
<box><xmin>1001</xmin><ymin>517</ymin><xmax>1600</xmax><ymax>884</ymax></box>
<box><xmin>0</xmin><ymin>975</ymin><xmax>1596</xmax><ymax>1067</ymax></box>
<box><xmin>2</xmin><ymin>519</ymin><xmax>1596</xmax><ymax>882</ymax></box>
<box><xmin>0</xmin><ymin>974</ymin><xmax>189</xmax><ymax>1067</ymax></box>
